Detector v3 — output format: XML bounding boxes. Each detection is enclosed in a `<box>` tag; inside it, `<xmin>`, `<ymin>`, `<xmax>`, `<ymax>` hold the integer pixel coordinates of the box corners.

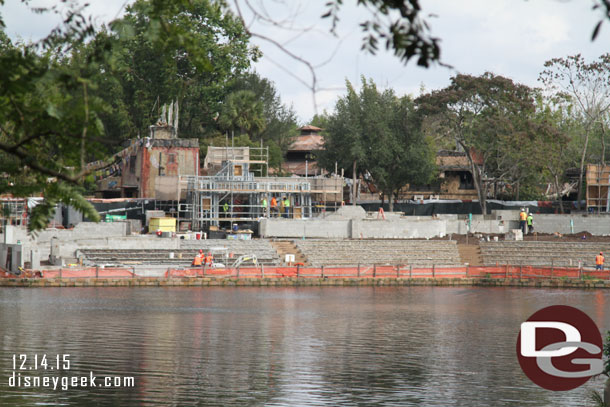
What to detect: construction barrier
<box><xmin>2</xmin><ymin>264</ymin><xmax>609</xmax><ymax>281</ymax></box>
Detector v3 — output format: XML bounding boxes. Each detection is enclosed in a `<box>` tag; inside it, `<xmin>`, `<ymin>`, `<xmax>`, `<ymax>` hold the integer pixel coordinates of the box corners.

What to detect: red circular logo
<box><xmin>516</xmin><ymin>305</ymin><xmax>602</xmax><ymax>391</ymax></box>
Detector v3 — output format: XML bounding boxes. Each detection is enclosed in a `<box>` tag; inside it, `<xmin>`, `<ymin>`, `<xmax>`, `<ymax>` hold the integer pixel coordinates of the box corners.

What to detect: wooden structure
<box><xmin>586</xmin><ymin>164</ymin><xmax>610</xmax><ymax>212</ymax></box>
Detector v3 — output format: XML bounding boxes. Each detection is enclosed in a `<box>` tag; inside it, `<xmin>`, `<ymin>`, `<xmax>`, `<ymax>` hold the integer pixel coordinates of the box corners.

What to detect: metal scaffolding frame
<box><xmin>180</xmin><ymin>173</ymin><xmax>314</xmax><ymax>229</ymax></box>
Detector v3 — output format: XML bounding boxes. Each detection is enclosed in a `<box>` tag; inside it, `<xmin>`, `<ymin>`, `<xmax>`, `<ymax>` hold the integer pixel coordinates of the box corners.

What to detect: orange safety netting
<box><xmin>2</xmin><ymin>265</ymin><xmax>608</xmax><ymax>281</ymax></box>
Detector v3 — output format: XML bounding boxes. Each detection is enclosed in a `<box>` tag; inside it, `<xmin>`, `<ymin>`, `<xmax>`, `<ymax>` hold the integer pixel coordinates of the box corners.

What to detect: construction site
<box><xmin>3</xmin><ymin>120</ymin><xmax>610</xmax><ymax>284</ymax></box>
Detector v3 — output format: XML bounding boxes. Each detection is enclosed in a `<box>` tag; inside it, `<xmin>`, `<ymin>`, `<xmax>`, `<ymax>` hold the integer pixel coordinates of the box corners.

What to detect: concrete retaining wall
<box><xmin>260</xmin><ymin>219</ymin><xmax>350</xmax><ymax>238</ymax></box>
<box><xmin>351</xmin><ymin>218</ymin><xmax>446</xmax><ymax>239</ymax></box>
<box><xmin>262</xmin><ymin>214</ymin><xmax>610</xmax><ymax>238</ymax></box>
<box><xmin>531</xmin><ymin>214</ymin><xmax>610</xmax><ymax>235</ymax></box>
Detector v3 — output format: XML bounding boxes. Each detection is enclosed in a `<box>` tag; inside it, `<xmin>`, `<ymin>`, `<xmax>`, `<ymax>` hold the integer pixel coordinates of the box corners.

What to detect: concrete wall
<box><xmin>4</xmin><ymin>222</ymin><xmax>131</xmax><ymax>264</ymax></box>
<box><xmin>532</xmin><ymin>214</ymin><xmax>610</xmax><ymax>235</ymax></box>
<box><xmin>260</xmin><ymin>219</ymin><xmax>350</xmax><ymax>238</ymax></box>
<box><xmin>0</xmin><ymin>244</ymin><xmax>22</xmax><ymax>272</ymax></box>
<box><xmin>261</xmin><ymin>214</ymin><xmax>610</xmax><ymax>239</ymax></box>
<box><xmin>351</xmin><ymin>218</ymin><xmax>447</xmax><ymax>239</ymax></box>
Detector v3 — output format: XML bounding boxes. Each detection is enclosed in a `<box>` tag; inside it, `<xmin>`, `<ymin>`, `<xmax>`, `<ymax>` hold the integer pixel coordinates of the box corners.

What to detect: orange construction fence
<box><xmin>1</xmin><ymin>264</ymin><xmax>608</xmax><ymax>280</ymax></box>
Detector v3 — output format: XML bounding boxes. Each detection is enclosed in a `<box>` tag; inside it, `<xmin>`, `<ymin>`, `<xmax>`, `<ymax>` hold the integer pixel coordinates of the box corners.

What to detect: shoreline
<box><xmin>2</xmin><ymin>276</ymin><xmax>610</xmax><ymax>288</ymax></box>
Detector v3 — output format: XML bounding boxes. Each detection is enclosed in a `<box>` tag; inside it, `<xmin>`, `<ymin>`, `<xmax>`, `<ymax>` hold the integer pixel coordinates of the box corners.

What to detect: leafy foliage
<box><xmin>416</xmin><ymin>73</ymin><xmax>540</xmax><ymax>213</ymax></box>
<box><xmin>323</xmin><ymin>0</ymin><xmax>441</xmax><ymax>67</ymax></box>
<box><xmin>319</xmin><ymin>77</ymin><xmax>435</xmax><ymax>208</ymax></box>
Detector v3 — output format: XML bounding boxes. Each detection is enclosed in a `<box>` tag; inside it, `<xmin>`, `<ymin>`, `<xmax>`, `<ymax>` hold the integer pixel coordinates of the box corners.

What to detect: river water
<box><xmin>0</xmin><ymin>286</ymin><xmax>607</xmax><ymax>406</ymax></box>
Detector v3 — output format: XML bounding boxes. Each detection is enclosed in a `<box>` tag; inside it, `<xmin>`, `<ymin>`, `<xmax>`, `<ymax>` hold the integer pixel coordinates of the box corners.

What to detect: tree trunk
<box><xmin>352</xmin><ymin>159</ymin><xmax>357</xmax><ymax>206</ymax></box>
<box><xmin>554</xmin><ymin>174</ymin><xmax>565</xmax><ymax>214</ymax></box>
<box><xmin>516</xmin><ymin>179</ymin><xmax>520</xmax><ymax>201</ymax></box>
<box><xmin>463</xmin><ymin>146</ymin><xmax>487</xmax><ymax>214</ymax></box>
<box><xmin>389</xmin><ymin>191</ymin><xmax>394</xmax><ymax>212</ymax></box>
<box><xmin>577</xmin><ymin>130</ymin><xmax>590</xmax><ymax>210</ymax></box>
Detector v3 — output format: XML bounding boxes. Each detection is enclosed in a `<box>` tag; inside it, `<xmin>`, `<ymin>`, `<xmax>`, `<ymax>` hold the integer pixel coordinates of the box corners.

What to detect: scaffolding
<box><xmin>180</xmin><ymin>148</ymin><xmax>343</xmax><ymax>230</ymax></box>
<box><xmin>586</xmin><ymin>164</ymin><xmax>610</xmax><ymax>212</ymax></box>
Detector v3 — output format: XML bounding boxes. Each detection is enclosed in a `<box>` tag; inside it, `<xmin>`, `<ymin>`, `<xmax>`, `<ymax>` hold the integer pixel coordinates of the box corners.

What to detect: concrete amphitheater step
<box><xmin>270</xmin><ymin>240</ymin><xmax>308</xmax><ymax>265</ymax></box>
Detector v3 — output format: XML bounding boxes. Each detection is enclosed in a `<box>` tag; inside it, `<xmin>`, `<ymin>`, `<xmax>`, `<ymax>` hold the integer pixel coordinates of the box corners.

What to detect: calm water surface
<box><xmin>0</xmin><ymin>286</ymin><xmax>607</xmax><ymax>406</ymax></box>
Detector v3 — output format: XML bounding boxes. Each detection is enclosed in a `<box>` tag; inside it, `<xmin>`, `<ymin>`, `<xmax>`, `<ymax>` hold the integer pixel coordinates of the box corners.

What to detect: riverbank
<box><xmin>2</xmin><ymin>276</ymin><xmax>610</xmax><ymax>288</ymax></box>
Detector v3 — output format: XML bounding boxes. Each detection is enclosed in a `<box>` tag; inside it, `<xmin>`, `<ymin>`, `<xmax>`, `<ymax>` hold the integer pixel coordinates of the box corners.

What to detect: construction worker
<box><xmin>223</xmin><ymin>201</ymin><xmax>229</xmax><ymax>218</ymax></box>
<box><xmin>526</xmin><ymin>212</ymin><xmax>534</xmax><ymax>234</ymax></box>
<box><xmin>270</xmin><ymin>196</ymin><xmax>278</xmax><ymax>217</ymax></box>
<box><xmin>261</xmin><ymin>197</ymin><xmax>268</xmax><ymax>217</ymax></box>
<box><xmin>205</xmin><ymin>252</ymin><xmax>214</xmax><ymax>267</ymax></box>
<box><xmin>192</xmin><ymin>250</ymin><xmax>203</xmax><ymax>266</ymax></box>
<box><xmin>519</xmin><ymin>208</ymin><xmax>527</xmax><ymax>235</ymax></box>
<box><xmin>596</xmin><ymin>252</ymin><xmax>605</xmax><ymax>271</ymax></box>
<box><xmin>283</xmin><ymin>196</ymin><xmax>291</xmax><ymax>218</ymax></box>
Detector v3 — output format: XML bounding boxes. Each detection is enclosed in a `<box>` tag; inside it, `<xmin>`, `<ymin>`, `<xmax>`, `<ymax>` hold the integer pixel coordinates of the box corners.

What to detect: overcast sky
<box><xmin>2</xmin><ymin>0</ymin><xmax>609</xmax><ymax>124</ymax></box>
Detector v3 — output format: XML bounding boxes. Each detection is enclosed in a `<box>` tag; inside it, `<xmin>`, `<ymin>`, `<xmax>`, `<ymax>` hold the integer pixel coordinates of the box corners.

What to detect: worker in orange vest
<box><xmin>192</xmin><ymin>250</ymin><xmax>203</xmax><ymax>266</ymax></box>
<box><xmin>596</xmin><ymin>252</ymin><xmax>605</xmax><ymax>271</ymax></box>
<box><xmin>270</xmin><ymin>196</ymin><xmax>278</xmax><ymax>217</ymax></box>
<box><xmin>205</xmin><ymin>252</ymin><xmax>213</xmax><ymax>266</ymax></box>
<box><xmin>519</xmin><ymin>209</ymin><xmax>527</xmax><ymax>235</ymax></box>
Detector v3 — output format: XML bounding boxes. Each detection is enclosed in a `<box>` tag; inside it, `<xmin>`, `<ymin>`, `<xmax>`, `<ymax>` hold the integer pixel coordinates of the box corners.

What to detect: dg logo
<box><xmin>516</xmin><ymin>305</ymin><xmax>603</xmax><ymax>391</ymax></box>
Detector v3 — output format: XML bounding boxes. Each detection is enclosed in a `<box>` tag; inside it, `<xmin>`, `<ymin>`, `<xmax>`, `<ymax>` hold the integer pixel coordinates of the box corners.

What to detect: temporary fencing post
<box><xmin>551</xmin><ymin>259</ymin><xmax>554</xmax><ymax>278</ymax></box>
<box><xmin>432</xmin><ymin>264</ymin><xmax>435</xmax><ymax>278</ymax></box>
<box><xmin>261</xmin><ymin>264</ymin><xmax>265</xmax><ymax>278</ymax></box>
<box><xmin>237</xmin><ymin>266</ymin><xmax>240</xmax><ymax>278</ymax></box>
<box><xmin>59</xmin><ymin>268</ymin><xmax>62</xmax><ymax>279</ymax></box>
<box><xmin>95</xmin><ymin>266</ymin><xmax>99</xmax><ymax>279</ymax></box>
<box><xmin>357</xmin><ymin>263</ymin><xmax>361</xmax><ymax>277</ymax></box>
<box><xmin>202</xmin><ymin>264</ymin><xmax>206</xmax><ymax>277</ymax></box>
<box><xmin>373</xmin><ymin>264</ymin><xmax>376</xmax><ymax>278</ymax></box>
<box><xmin>396</xmin><ymin>264</ymin><xmax>400</xmax><ymax>278</ymax></box>
<box><xmin>579</xmin><ymin>263</ymin><xmax>583</xmax><ymax>280</ymax></box>
<box><xmin>519</xmin><ymin>264</ymin><xmax>522</xmax><ymax>279</ymax></box>
<box><xmin>321</xmin><ymin>265</ymin><xmax>325</xmax><ymax>278</ymax></box>
<box><xmin>409</xmin><ymin>264</ymin><xmax>412</xmax><ymax>278</ymax></box>
<box><xmin>296</xmin><ymin>264</ymin><xmax>300</xmax><ymax>278</ymax></box>
<box><xmin>505</xmin><ymin>264</ymin><xmax>508</xmax><ymax>279</ymax></box>
<box><xmin>466</xmin><ymin>264</ymin><xmax>469</xmax><ymax>277</ymax></box>
<box><xmin>132</xmin><ymin>267</ymin><xmax>136</xmax><ymax>279</ymax></box>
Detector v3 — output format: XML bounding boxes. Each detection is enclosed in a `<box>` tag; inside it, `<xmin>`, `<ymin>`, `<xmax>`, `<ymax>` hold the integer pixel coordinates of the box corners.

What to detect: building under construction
<box><xmin>178</xmin><ymin>146</ymin><xmax>343</xmax><ymax>231</ymax></box>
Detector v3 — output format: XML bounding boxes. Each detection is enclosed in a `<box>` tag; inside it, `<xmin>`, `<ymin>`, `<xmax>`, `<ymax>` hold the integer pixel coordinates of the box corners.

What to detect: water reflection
<box><xmin>0</xmin><ymin>286</ymin><xmax>607</xmax><ymax>406</ymax></box>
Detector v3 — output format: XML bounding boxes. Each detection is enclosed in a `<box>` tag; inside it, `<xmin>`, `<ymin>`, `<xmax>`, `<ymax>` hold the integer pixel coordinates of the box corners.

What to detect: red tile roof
<box><xmin>289</xmin><ymin>134</ymin><xmax>324</xmax><ymax>151</ymax></box>
<box><xmin>299</xmin><ymin>125</ymin><xmax>322</xmax><ymax>131</ymax></box>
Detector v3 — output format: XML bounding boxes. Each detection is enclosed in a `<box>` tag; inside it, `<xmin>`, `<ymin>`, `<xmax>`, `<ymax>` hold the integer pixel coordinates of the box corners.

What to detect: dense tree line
<box><xmin>320</xmin><ymin>62</ymin><xmax>610</xmax><ymax>214</ymax></box>
<box><xmin>1</xmin><ymin>0</ymin><xmax>610</xmax><ymax>230</ymax></box>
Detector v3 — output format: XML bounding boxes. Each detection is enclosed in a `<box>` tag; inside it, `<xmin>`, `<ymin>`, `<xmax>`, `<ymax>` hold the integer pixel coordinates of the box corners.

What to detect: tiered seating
<box><xmin>480</xmin><ymin>241</ymin><xmax>610</xmax><ymax>267</ymax></box>
<box><xmin>295</xmin><ymin>240</ymin><xmax>461</xmax><ymax>266</ymax></box>
<box><xmin>79</xmin><ymin>239</ymin><xmax>281</xmax><ymax>267</ymax></box>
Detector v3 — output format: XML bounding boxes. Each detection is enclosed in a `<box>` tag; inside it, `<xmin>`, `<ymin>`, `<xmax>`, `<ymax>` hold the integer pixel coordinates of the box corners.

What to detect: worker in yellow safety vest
<box><xmin>596</xmin><ymin>252</ymin><xmax>605</xmax><ymax>271</ymax></box>
<box><xmin>283</xmin><ymin>196</ymin><xmax>291</xmax><ymax>218</ymax></box>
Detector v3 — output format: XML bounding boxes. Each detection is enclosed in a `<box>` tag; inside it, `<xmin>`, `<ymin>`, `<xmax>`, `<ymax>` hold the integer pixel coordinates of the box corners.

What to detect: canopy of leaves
<box><xmin>416</xmin><ymin>73</ymin><xmax>541</xmax><ymax>211</ymax></box>
<box><xmin>319</xmin><ymin>77</ymin><xmax>435</xmax><ymax>201</ymax></box>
